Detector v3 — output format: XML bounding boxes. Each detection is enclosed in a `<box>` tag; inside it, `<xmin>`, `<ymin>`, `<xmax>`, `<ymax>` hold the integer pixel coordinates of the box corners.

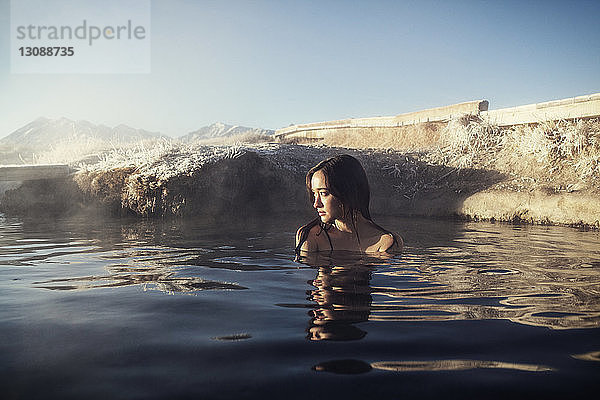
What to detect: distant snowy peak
<box><xmin>0</xmin><ymin>117</ymin><xmax>163</xmax><ymax>150</ymax></box>
<box><xmin>180</xmin><ymin>122</ymin><xmax>274</xmax><ymax>142</ymax></box>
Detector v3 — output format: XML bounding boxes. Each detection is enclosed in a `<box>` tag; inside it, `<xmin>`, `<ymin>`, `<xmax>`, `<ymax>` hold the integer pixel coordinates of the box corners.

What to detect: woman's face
<box><xmin>310</xmin><ymin>170</ymin><xmax>343</xmax><ymax>224</ymax></box>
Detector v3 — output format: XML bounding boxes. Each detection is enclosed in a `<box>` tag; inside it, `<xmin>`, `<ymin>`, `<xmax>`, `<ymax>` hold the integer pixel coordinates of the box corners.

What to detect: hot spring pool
<box><xmin>1</xmin><ymin>214</ymin><xmax>599</xmax><ymax>399</ymax></box>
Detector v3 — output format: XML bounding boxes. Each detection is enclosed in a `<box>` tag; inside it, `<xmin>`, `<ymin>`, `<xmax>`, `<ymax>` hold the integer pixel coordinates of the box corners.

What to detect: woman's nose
<box><xmin>313</xmin><ymin>195</ymin><xmax>322</xmax><ymax>208</ymax></box>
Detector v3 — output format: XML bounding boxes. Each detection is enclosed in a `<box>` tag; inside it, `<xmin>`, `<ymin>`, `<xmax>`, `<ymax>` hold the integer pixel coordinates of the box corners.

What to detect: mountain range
<box><xmin>0</xmin><ymin>118</ymin><xmax>274</xmax><ymax>152</ymax></box>
<box><xmin>0</xmin><ymin>117</ymin><xmax>163</xmax><ymax>150</ymax></box>
<box><xmin>179</xmin><ymin>122</ymin><xmax>274</xmax><ymax>142</ymax></box>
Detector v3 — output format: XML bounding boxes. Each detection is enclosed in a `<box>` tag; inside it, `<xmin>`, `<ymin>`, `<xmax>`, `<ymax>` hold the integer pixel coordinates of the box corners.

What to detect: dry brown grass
<box><xmin>322</xmin><ymin>122</ymin><xmax>444</xmax><ymax>151</ymax></box>
<box><xmin>192</xmin><ymin>132</ymin><xmax>273</xmax><ymax>146</ymax></box>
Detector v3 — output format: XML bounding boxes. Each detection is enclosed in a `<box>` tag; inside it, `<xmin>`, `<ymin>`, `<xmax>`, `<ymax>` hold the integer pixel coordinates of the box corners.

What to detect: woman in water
<box><xmin>295</xmin><ymin>154</ymin><xmax>403</xmax><ymax>254</ymax></box>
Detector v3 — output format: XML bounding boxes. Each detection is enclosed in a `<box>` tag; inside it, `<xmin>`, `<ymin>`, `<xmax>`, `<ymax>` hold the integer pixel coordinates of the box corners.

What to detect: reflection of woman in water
<box><xmin>307</xmin><ymin>264</ymin><xmax>374</xmax><ymax>341</ymax></box>
<box><xmin>295</xmin><ymin>154</ymin><xmax>403</xmax><ymax>254</ymax></box>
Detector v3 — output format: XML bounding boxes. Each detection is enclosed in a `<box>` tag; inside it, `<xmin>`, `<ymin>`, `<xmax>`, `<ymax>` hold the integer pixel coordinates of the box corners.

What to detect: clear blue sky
<box><xmin>1</xmin><ymin>0</ymin><xmax>599</xmax><ymax>137</ymax></box>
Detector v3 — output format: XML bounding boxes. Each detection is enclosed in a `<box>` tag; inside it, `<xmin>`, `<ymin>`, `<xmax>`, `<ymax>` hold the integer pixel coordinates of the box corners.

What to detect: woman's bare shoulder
<box><xmin>296</xmin><ymin>224</ymin><xmax>321</xmax><ymax>240</ymax></box>
<box><xmin>378</xmin><ymin>232</ymin><xmax>404</xmax><ymax>252</ymax></box>
<box><xmin>296</xmin><ymin>224</ymin><xmax>323</xmax><ymax>252</ymax></box>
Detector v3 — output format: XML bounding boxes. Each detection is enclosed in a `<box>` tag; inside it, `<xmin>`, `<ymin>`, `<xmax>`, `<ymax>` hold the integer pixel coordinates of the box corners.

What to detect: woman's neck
<box><xmin>334</xmin><ymin>213</ymin><xmax>365</xmax><ymax>233</ymax></box>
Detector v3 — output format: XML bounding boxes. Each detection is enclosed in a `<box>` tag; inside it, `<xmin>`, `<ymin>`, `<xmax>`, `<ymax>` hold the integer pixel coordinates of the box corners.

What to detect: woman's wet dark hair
<box><xmin>296</xmin><ymin>154</ymin><xmax>392</xmax><ymax>255</ymax></box>
<box><xmin>307</xmin><ymin>154</ymin><xmax>371</xmax><ymax>220</ymax></box>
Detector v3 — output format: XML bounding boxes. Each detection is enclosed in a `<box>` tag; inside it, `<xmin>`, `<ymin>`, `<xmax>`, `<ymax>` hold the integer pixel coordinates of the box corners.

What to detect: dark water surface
<box><xmin>1</xmin><ymin>213</ymin><xmax>599</xmax><ymax>399</ymax></box>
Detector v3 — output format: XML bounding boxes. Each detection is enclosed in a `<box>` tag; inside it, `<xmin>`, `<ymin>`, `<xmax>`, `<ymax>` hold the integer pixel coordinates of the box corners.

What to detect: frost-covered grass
<box><xmin>13</xmin><ymin>137</ymin><xmax>156</xmax><ymax>165</ymax></box>
<box><xmin>428</xmin><ymin>116</ymin><xmax>600</xmax><ymax>187</ymax></box>
<box><xmin>31</xmin><ymin>137</ymin><xmax>108</xmax><ymax>165</ymax></box>
<box><xmin>317</xmin><ymin>115</ymin><xmax>600</xmax><ymax>190</ymax></box>
<box><xmin>504</xmin><ymin>119</ymin><xmax>600</xmax><ymax>181</ymax></box>
<box><xmin>77</xmin><ymin>139</ymin><xmax>246</xmax><ymax>181</ymax></box>
<box><xmin>12</xmin><ymin>130</ymin><xmax>273</xmax><ymax>167</ymax></box>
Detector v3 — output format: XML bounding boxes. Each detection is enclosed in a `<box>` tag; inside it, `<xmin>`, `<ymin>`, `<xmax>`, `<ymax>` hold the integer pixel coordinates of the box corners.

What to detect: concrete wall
<box><xmin>481</xmin><ymin>93</ymin><xmax>600</xmax><ymax>126</ymax></box>
<box><xmin>0</xmin><ymin>164</ymin><xmax>71</xmax><ymax>181</ymax></box>
<box><xmin>275</xmin><ymin>100</ymin><xmax>488</xmax><ymax>141</ymax></box>
<box><xmin>275</xmin><ymin>93</ymin><xmax>600</xmax><ymax>141</ymax></box>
